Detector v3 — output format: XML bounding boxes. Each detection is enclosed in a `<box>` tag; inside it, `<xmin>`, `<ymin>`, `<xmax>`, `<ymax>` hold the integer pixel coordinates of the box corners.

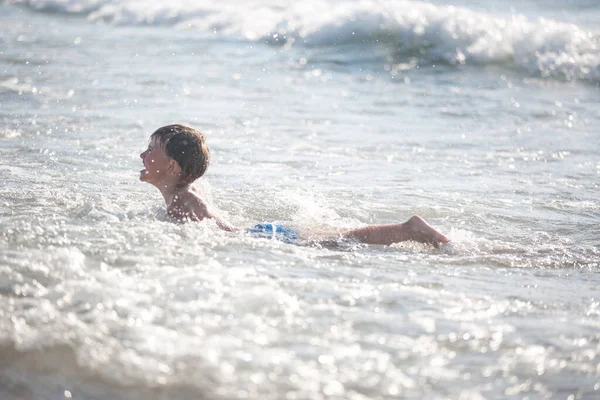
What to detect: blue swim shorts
<box><xmin>246</xmin><ymin>223</ymin><xmax>298</xmax><ymax>244</ymax></box>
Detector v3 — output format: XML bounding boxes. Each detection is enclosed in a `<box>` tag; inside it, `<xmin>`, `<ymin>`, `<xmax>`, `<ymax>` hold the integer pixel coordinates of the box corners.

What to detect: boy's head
<box><xmin>140</xmin><ymin>124</ymin><xmax>210</xmax><ymax>186</ymax></box>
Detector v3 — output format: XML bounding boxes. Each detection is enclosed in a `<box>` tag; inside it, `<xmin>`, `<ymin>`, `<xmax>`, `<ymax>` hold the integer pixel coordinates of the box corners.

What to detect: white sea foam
<box><xmin>2</xmin><ymin>0</ymin><xmax>600</xmax><ymax>397</ymax></box>
<box><xmin>7</xmin><ymin>0</ymin><xmax>600</xmax><ymax>81</ymax></box>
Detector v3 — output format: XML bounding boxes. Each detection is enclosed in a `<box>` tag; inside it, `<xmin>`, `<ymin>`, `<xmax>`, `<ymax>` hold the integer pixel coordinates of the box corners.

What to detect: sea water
<box><xmin>0</xmin><ymin>0</ymin><xmax>599</xmax><ymax>399</ymax></box>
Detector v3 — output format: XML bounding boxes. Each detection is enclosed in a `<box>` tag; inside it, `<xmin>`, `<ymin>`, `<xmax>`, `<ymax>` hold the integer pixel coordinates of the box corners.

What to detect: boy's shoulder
<box><xmin>168</xmin><ymin>189</ymin><xmax>209</xmax><ymax>221</ymax></box>
<box><xmin>167</xmin><ymin>187</ymin><xmax>238</xmax><ymax>231</ymax></box>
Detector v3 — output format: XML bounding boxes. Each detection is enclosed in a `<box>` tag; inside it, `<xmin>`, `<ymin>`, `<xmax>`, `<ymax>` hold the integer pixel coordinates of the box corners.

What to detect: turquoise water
<box><xmin>1</xmin><ymin>1</ymin><xmax>599</xmax><ymax>399</ymax></box>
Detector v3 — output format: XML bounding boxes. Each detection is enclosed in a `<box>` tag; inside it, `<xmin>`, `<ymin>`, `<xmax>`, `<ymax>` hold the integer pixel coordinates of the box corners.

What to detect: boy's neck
<box><xmin>156</xmin><ymin>180</ymin><xmax>191</xmax><ymax>206</ymax></box>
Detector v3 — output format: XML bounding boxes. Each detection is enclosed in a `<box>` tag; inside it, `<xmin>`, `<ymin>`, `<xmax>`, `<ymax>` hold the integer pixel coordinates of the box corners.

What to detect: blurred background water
<box><xmin>0</xmin><ymin>0</ymin><xmax>599</xmax><ymax>399</ymax></box>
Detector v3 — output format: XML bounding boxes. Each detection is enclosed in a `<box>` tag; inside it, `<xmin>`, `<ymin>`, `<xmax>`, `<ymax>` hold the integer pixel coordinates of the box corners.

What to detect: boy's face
<box><xmin>139</xmin><ymin>136</ymin><xmax>177</xmax><ymax>185</ymax></box>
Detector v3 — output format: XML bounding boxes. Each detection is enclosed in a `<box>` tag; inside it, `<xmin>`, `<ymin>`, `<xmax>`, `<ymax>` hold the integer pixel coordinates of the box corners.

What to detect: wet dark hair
<box><xmin>151</xmin><ymin>124</ymin><xmax>210</xmax><ymax>184</ymax></box>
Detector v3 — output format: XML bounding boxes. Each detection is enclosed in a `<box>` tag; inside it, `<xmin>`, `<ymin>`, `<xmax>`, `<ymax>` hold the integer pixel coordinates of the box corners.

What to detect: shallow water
<box><xmin>1</xmin><ymin>0</ymin><xmax>599</xmax><ymax>399</ymax></box>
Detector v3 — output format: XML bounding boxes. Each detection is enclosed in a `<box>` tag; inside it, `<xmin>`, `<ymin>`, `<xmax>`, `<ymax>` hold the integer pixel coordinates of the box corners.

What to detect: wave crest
<box><xmin>7</xmin><ymin>0</ymin><xmax>600</xmax><ymax>81</ymax></box>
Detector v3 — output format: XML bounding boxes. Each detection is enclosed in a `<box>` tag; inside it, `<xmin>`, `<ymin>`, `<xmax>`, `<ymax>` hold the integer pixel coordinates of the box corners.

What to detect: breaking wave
<box><xmin>5</xmin><ymin>0</ymin><xmax>600</xmax><ymax>80</ymax></box>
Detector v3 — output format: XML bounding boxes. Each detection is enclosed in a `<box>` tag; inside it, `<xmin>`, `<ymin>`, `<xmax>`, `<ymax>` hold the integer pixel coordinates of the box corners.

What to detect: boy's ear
<box><xmin>169</xmin><ymin>159</ymin><xmax>181</xmax><ymax>173</ymax></box>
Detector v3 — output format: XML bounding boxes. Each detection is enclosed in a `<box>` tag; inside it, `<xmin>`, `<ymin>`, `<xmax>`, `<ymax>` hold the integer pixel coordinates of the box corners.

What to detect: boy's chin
<box><xmin>139</xmin><ymin>169</ymin><xmax>149</xmax><ymax>181</ymax></box>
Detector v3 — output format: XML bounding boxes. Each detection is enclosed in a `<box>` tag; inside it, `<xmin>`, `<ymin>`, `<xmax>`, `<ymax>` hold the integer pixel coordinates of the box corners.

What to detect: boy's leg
<box><xmin>343</xmin><ymin>216</ymin><xmax>449</xmax><ymax>247</ymax></box>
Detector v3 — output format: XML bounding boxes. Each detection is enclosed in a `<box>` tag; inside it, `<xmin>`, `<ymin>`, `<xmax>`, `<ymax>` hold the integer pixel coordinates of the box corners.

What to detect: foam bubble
<box><xmin>0</xmin><ymin>129</ymin><xmax>22</xmax><ymax>139</ymax></box>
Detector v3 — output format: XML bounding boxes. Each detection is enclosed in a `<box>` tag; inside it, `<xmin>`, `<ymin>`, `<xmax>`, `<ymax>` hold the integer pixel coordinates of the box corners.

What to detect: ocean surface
<box><xmin>1</xmin><ymin>0</ymin><xmax>599</xmax><ymax>399</ymax></box>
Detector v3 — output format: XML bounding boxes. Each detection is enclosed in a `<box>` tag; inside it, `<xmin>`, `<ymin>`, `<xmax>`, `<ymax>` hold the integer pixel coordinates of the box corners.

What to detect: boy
<box><xmin>140</xmin><ymin>124</ymin><xmax>449</xmax><ymax>247</ymax></box>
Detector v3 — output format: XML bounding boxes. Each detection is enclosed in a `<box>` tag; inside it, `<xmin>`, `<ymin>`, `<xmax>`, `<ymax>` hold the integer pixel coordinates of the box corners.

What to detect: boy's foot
<box><xmin>405</xmin><ymin>216</ymin><xmax>450</xmax><ymax>247</ymax></box>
